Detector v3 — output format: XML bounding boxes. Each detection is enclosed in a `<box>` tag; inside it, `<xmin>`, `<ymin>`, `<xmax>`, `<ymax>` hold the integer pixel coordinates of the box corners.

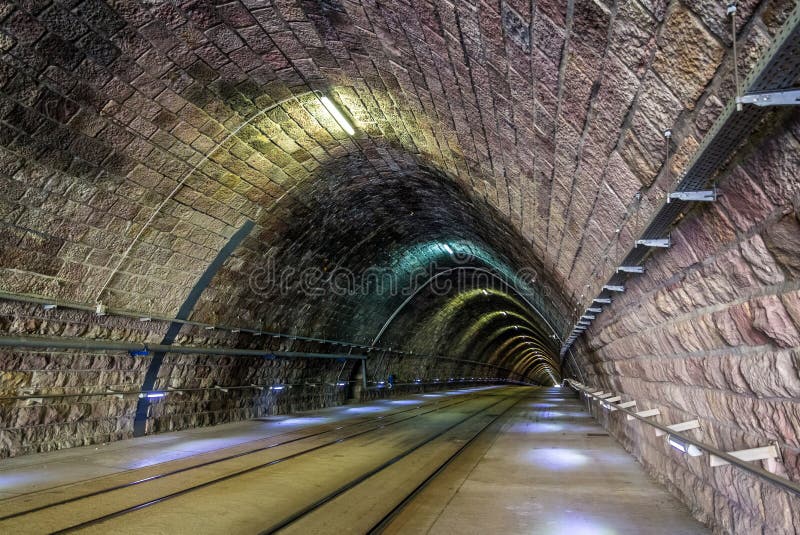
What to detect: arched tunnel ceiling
<box><xmin>0</xmin><ymin>0</ymin><xmax>766</xmax><ymax>383</ymax></box>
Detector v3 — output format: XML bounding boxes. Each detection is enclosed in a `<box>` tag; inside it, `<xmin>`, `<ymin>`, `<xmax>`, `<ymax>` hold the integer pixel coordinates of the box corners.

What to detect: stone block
<box><xmin>651</xmin><ymin>6</ymin><xmax>724</xmax><ymax>109</ymax></box>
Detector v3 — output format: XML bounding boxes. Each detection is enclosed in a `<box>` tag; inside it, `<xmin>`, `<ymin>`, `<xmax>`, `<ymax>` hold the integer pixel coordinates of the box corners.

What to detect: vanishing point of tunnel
<box><xmin>0</xmin><ymin>0</ymin><xmax>799</xmax><ymax>533</ymax></box>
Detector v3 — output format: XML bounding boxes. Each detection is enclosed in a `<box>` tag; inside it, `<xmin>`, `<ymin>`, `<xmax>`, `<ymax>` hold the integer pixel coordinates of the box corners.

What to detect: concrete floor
<box><xmin>0</xmin><ymin>387</ymin><xmax>487</xmax><ymax>499</ymax></box>
<box><xmin>387</xmin><ymin>387</ymin><xmax>708</xmax><ymax>534</ymax></box>
<box><xmin>0</xmin><ymin>386</ymin><xmax>708</xmax><ymax>534</ymax></box>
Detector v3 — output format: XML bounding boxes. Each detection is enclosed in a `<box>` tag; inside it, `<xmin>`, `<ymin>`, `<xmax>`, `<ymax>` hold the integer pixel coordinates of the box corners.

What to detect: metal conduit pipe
<box><xmin>568</xmin><ymin>382</ymin><xmax>800</xmax><ymax>498</ymax></box>
<box><xmin>2</xmin><ymin>378</ymin><xmax>518</xmax><ymax>401</ymax></box>
<box><xmin>0</xmin><ymin>335</ymin><xmax>526</xmax><ymax>379</ymax></box>
<box><xmin>0</xmin><ymin>382</ymin><xmax>356</xmax><ymax>401</ymax></box>
<box><xmin>0</xmin><ymin>335</ymin><xmax>366</xmax><ymax>361</ymax></box>
<box><xmin>0</xmin><ymin>295</ymin><xmax>534</xmax><ymax>381</ymax></box>
<box><xmin>0</xmin><ymin>292</ymin><xmax>371</xmax><ymax>349</ymax></box>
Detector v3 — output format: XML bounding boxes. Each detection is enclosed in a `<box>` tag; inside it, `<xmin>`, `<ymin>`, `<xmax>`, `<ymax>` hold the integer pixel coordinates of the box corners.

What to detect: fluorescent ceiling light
<box><xmin>320</xmin><ymin>95</ymin><xmax>355</xmax><ymax>135</ymax></box>
<box><xmin>443</xmin><ymin>244</ymin><xmax>454</xmax><ymax>254</ymax></box>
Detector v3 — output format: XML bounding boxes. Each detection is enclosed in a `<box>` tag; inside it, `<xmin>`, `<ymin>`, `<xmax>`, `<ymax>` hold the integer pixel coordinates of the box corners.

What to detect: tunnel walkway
<box><xmin>0</xmin><ymin>387</ymin><xmax>706</xmax><ymax>534</ymax></box>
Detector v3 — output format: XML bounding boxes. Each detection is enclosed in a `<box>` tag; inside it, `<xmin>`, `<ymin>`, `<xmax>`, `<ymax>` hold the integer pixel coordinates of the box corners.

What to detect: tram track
<box><xmin>266</xmin><ymin>391</ymin><xmax>526</xmax><ymax>534</ymax></box>
<box><xmin>0</xmin><ymin>388</ymin><xmax>505</xmax><ymax>534</ymax></box>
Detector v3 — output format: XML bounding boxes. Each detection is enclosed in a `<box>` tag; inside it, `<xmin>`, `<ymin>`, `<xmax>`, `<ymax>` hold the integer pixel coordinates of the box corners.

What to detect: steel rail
<box><xmin>259</xmin><ymin>391</ymin><xmax>525</xmax><ymax>534</ymax></box>
<box><xmin>0</xmin><ymin>391</ymin><xmax>485</xmax><ymax>523</ymax></box>
<box><xmin>568</xmin><ymin>382</ymin><xmax>800</xmax><ymax>497</ymax></box>
<box><xmin>43</xmin><ymin>390</ymin><xmax>501</xmax><ymax>534</ymax></box>
<box><xmin>366</xmin><ymin>394</ymin><xmax>526</xmax><ymax>533</ymax></box>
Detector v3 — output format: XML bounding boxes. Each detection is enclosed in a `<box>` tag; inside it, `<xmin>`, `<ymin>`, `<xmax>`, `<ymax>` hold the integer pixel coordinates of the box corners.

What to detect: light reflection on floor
<box><xmin>276</xmin><ymin>417</ymin><xmax>331</xmax><ymax>426</ymax></box>
<box><xmin>525</xmin><ymin>447</ymin><xmax>589</xmax><ymax>469</ymax></box>
<box><xmin>344</xmin><ymin>405</ymin><xmax>388</xmax><ymax>413</ymax></box>
<box><xmin>508</xmin><ymin>422</ymin><xmax>563</xmax><ymax>433</ymax></box>
<box><xmin>388</xmin><ymin>400</ymin><xmax>420</xmax><ymax>405</ymax></box>
<box><xmin>168</xmin><ymin>437</ymin><xmax>255</xmax><ymax>452</ymax></box>
<box><xmin>418</xmin><ymin>388</ymin><xmax>707</xmax><ymax>534</ymax></box>
<box><xmin>0</xmin><ymin>471</ymin><xmax>53</xmax><ymax>488</ymax></box>
<box><xmin>542</xmin><ymin>514</ymin><xmax>617</xmax><ymax>535</ymax></box>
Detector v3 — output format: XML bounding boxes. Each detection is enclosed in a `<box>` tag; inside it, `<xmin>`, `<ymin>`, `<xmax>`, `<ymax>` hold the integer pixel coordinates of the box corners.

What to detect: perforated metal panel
<box><xmin>561</xmin><ymin>6</ymin><xmax>800</xmax><ymax>356</ymax></box>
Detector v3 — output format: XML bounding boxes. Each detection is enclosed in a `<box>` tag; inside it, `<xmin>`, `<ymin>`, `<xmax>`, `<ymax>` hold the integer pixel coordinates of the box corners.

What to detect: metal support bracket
<box><xmin>603</xmin><ymin>285</ymin><xmax>625</xmax><ymax>292</ymax></box>
<box><xmin>617</xmin><ymin>266</ymin><xmax>645</xmax><ymax>274</ymax></box>
<box><xmin>710</xmin><ymin>444</ymin><xmax>780</xmax><ymax>467</ymax></box>
<box><xmin>668</xmin><ymin>188</ymin><xmax>717</xmax><ymax>203</ymax></box>
<box><xmin>604</xmin><ymin>395</ymin><xmax>622</xmax><ymax>410</ymax></box>
<box><xmin>736</xmin><ymin>89</ymin><xmax>800</xmax><ymax>107</ymax></box>
<box><xmin>655</xmin><ymin>419</ymin><xmax>701</xmax><ymax>437</ymax></box>
<box><xmin>627</xmin><ymin>408</ymin><xmax>661</xmax><ymax>421</ymax></box>
<box><xmin>636</xmin><ymin>237</ymin><xmax>671</xmax><ymax>248</ymax></box>
<box><xmin>593</xmin><ymin>298</ymin><xmax>612</xmax><ymax>304</ymax></box>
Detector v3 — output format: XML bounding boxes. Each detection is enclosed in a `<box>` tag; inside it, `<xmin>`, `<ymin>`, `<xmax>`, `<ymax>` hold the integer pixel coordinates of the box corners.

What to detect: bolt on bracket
<box><xmin>668</xmin><ymin>188</ymin><xmax>718</xmax><ymax>203</ymax></box>
<box><xmin>736</xmin><ymin>89</ymin><xmax>800</xmax><ymax>107</ymax></box>
<box><xmin>617</xmin><ymin>266</ymin><xmax>645</xmax><ymax>274</ymax></box>
<box><xmin>603</xmin><ymin>285</ymin><xmax>625</xmax><ymax>292</ymax></box>
<box><xmin>636</xmin><ymin>237</ymin><xmax>671</xmax><ymax>248</ymax></box>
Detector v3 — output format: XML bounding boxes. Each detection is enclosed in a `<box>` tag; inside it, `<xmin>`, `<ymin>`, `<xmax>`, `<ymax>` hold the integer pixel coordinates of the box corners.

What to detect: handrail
<box><xmin>0</xmin><ymin>291</ymin><xmax>373</xmax><ymax>349</ymax></box>
<box><xmin>0</xmin><ymin>335</ymin><xmax>366</xmax><ymax>360</ymax></box>
<box><xmin>0</xmin><ymin>295</ymin><xmax>529</xmax><ymax>381</ymax></box>
<box><xmin>565</xmin><ymin>380</ymin><xmax>800</xmax><ymax>498</ymax></box>
<box><xmin>0</xmin><ymin>379</ymin><xmax>511</xmax><ymax>401</ymax></box>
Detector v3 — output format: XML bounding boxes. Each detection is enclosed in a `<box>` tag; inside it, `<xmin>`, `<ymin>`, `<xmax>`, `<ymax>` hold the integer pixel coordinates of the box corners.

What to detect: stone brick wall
<box><xmin>575</xmin><ymin>110</ymin><xmax>800</xmax><ymax>533</ymax></box>
<box><xmin>0</xmin><ymin>299</ymin><xmax>518</xmax><ymax>458</ymax></box>
<box><xmin>1</xmin><ymin>0</ymin><xmax>799</xmax><ymax>528</ymax></box>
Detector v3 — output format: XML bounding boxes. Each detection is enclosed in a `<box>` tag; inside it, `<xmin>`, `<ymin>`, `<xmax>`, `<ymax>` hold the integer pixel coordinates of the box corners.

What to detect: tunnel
<box><xmin>0</xmin><ymin>0</ymin><xmax>798</xmax><ymax>532</ymax></box>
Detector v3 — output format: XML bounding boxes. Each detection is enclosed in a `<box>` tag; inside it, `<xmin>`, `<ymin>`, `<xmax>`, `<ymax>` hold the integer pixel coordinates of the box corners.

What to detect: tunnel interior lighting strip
<box><xmin>319</xmin><ymin>94</ymin><xmax>355</xmax><ymax>135</ymax></box>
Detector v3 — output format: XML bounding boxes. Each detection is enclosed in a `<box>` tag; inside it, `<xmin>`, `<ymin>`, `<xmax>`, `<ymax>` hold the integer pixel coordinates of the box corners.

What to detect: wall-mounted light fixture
<box><xmin>667</xmin><ymin>434</ymin><xmax>703</xmax><ymax>456</ymax></box>
<box><xmin>319</xmin><ymin>94</ymin><xmax>355</xmax><ymax>135</ymax></box>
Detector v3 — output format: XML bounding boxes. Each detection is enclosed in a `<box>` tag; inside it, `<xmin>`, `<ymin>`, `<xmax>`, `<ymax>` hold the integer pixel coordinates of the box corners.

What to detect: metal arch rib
<box><xmin>370</xmin><ymin>266</ymin><xmax>562</xmax><ymax>346</ymax></box>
